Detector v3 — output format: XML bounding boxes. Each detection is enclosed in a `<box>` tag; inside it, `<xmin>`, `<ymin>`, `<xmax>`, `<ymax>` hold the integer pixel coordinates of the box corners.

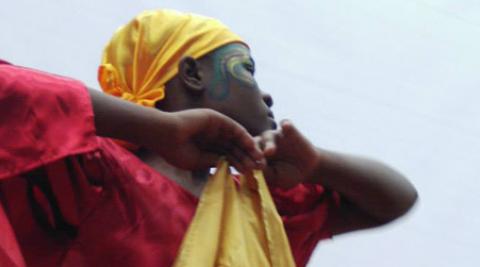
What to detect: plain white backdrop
<box><xmin>2</xmin><ymin>1</ymin><xmax>479</xmax><ymax>266</ymax></box>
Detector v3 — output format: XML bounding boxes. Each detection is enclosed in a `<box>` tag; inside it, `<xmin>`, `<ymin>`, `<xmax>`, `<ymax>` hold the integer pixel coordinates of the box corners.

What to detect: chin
<box><xmin>250</xmin><ymin>121</ymin><xmax>275</xmax><ymax>136</ymax></box>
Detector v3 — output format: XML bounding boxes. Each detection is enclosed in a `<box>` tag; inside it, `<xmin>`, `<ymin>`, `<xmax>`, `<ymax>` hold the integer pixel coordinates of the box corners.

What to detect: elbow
<box><xmin>400</xmin><ymin>185</ymin><xmax>419</xmax><ymax>217</ymax></box>
<box><xmin>375</xmin><ymin>185</ymin><xmax>419</xmax><ymax>225</ymax></box>
<box><xmin>394</xmin><ymin>180</ymin><xmax>419</xmax><ymax>219</ymax></box>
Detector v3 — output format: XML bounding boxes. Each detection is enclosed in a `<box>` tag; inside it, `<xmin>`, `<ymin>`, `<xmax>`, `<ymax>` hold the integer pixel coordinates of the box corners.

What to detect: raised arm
<box><xmin>308</xmin><ymin>147</ymin><xmax>417</xmax><ymax>234</ymax></box>
<box><xmin>0</xmin><ymin>62</ymin><xmax>262</xmax><ymax>180</ymax></box>
<box><xmin>258</xmin><ymin>120</ymin><xmax>417</xmax><ymax>235</ymax></box>
<box><xmin>90</xmin><ymin>88</ymin><xmax>264</xmax><ymax>172</ymax></box>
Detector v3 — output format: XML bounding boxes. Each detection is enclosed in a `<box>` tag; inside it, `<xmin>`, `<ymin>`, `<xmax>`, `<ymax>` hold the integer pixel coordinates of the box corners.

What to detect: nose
<box><xmin>262</xmin><ymin>92</ymin><xmax>274</xmax><ymax>108</ymax></box>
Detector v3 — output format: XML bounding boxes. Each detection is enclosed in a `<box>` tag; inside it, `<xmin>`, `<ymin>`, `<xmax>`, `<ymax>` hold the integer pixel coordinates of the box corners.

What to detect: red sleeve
<box><xmin>0</xmin><ymin>63</ymin><xmax>98</xmax><ymax>180</ymax></box>
<box><xmin>271</xmin><ymin>184</ymin><xmax>341</xmax><ymax>267</ymax></box>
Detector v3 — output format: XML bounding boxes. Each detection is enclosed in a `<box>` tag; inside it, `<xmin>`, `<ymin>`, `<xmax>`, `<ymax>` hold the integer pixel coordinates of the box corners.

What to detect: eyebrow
<box><xmin>223</xmin><ymin>51</ymin><xmax>255</xmax><ymax>65</ymax></box>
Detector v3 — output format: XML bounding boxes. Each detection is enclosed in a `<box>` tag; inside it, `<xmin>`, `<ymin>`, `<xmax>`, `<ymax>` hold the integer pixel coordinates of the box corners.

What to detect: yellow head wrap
<box><xmin>98</xmin><ymin>9</ymin><xmax>245</xmax><ymax>107</ymax></box>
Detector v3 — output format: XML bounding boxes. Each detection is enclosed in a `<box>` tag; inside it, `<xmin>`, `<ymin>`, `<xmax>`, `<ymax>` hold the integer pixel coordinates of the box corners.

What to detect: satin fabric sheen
<box><xmin>173</xmin><ymin>161</ymin><xmax>295</xmax><ymax>267</ymax></box>
<box><xmin>0</xmin><ymin>62</ymin><xmax>340</xmax><ymax>267</ymax></box>
<box><xmin>99</xmin><ymin>9</ymin><xmax>245</xmax><ymax>107</ymax></box>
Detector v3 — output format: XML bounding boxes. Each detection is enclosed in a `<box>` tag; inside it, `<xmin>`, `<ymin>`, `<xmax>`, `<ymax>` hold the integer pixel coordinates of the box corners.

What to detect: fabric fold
<box><xmin>0</xmin><ymin>64</ymin><xmax>98</xmax><ymax>180</ymax></box>
<box><xmin>173</xmin><ymin>160</ymin><xmax>296</xmax><ymax>267</ymax></box>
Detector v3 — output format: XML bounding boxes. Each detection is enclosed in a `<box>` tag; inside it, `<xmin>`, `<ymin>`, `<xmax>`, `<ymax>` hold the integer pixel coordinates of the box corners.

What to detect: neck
<box><xmin>137</xmin><ymin>149</ymin><xmax>209</xmax><ymax>197</ymax></box>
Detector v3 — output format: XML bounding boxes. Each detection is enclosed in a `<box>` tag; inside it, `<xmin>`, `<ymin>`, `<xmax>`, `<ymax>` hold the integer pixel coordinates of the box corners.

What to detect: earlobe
<box><xmin>179</xmin><ymin>57</ymin><xmax>205</xmax><ymax>94</ymax></box>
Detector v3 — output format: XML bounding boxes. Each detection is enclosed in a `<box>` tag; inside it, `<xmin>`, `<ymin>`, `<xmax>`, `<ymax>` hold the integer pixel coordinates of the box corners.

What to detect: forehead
<box><xmin>206</xmin><ymin>43</ymin><xmax>253</xmax><ymax>61</ymax></box>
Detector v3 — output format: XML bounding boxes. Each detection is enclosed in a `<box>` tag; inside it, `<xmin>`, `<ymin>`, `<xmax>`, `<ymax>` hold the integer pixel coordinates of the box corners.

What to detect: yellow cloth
<box><xmin>173</xmin><ymin>161</ymin><xmax>296</xmax><ymax>267</ymax></box>
<box><xmin>98</xmin><ymin>9</ymin><xmax>245</xmax><ymax>107</ymax></box>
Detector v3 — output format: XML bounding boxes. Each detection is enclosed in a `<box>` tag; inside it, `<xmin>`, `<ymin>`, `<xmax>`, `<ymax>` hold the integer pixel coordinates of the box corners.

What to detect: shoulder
<box><xmin>0</xmin><ymin>59</ymin><xmax>11</xmax><ymax>65</ymax></box>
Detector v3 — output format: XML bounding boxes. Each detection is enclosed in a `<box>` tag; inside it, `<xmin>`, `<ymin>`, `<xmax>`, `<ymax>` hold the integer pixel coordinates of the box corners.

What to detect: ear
<box><xmin>178</xmin><ymin>56</ymin><xmax>205</xmax><ymax>94</ymax></box>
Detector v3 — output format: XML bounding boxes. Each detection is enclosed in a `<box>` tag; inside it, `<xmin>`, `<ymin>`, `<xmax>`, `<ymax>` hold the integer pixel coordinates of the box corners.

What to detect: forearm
<box><xmin>310</xmin><ymin>148</ymin><xmax>418</xmax><ymax>223</ymax></box>
<box><xmin>88</xmin><ymin>89</ymin><xmax>263</xmax><ymax>172</ymax></box>
<box><xmin>88</xmin><ymin>88</ymin><xmax>172</xmax><ymax>146</ymax></box>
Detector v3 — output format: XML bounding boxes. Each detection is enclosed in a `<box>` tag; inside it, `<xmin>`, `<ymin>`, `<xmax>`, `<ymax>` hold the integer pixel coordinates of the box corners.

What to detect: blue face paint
<box><xmin>207</xmin><ymin>44</ymin><xmax>256</xmax><ymax>101</ymax></box>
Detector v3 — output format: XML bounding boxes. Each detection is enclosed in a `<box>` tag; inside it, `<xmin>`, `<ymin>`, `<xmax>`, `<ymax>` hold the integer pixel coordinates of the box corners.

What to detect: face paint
<box><xmin>207</xmin><ymin>44</ymin><xmax>257</xmax><ymax>101</ymax></box>
<box><xmin>226</xmin><ymin>55</ymin><xmax>256</xmax><ymax>84</ymax></box>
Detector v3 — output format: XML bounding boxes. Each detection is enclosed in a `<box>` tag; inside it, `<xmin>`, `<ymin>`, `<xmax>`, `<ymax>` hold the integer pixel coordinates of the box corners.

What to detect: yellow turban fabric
<box><xmin>173</xmin><ymin>160</ymin><xmax>296</xmax><ymax>267</ymax></box>
<box><xmin>98</xmin><ymin>9</ymin><xmax>245</xmax><ymax>107</ymax></box>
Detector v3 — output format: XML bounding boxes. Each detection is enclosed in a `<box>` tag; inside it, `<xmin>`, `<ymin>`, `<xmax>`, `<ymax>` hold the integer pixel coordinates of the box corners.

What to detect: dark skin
<box><xmin>89</xmin><ymin>89</ymin><xmax>265</xmax><ymax>173</ymax></box>
<box><xmin>153</xmin><ymin>43</ymin><xmax>418</xmax><ymax>234</ymax></box>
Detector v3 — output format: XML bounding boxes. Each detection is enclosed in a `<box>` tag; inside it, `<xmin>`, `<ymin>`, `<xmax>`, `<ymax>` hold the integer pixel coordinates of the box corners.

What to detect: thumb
<box><xmin>280</xmin><ymin>119</ymin><xmax>298</xmax><ymax>137</ymax></box>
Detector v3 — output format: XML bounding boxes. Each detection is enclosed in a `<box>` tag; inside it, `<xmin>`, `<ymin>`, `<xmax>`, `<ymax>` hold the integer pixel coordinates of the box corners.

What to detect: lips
<box><xmin>266</xmin><ymin>110</ymin><xmax>276</xmax><ymax>129</ymax></box>
<box><xmin>267</xmin><ymin>112</ymin><xmax>277</xmax><ymax>129</ymax></box>
<box><xmin>267</xmin><ymin>111</ymin><xmax>274</xmax><ymax>119</ymax></box>
<box><xmin>269</xmin><ymin>118</ymin><xmax>277</xmax><ymax>129</ymax></box>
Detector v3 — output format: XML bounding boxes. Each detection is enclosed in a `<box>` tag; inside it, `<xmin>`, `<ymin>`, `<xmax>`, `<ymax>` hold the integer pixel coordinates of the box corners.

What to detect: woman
<box><xmin>97</xmin><ymin>9</ymin><xmax>417</xmax><ymax>267</ymax></box>
<box><xmin>0</xmin><ymin>9</ymin><xmax>417</xmax><ymax>267</ymax></box>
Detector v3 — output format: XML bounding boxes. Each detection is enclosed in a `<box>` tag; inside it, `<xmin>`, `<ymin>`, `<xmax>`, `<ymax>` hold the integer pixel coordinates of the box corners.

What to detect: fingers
<box><xmin>231</xmin><ymin>125</ymin><xmax>264</xmax><ymax>163</ymax></box>
<box><xmin>256</xmin><ymin>130</ymin><xmax>280</xmax><ymax>157</ymax></box>
<box><xmin>280</xmin><ymin>119</ymin><xmax>297</xmax><ymax>137</ymax></box>
<box><xmin>215</xmin><ymin>113</ymin><xmax>265</xmax><ymax>168</ymax></box>
<box><xmin>255</xmin><ymin>119</ymin><xmax>298</xmax><ymax>160</ymax></box>
<box><xmin>263</xmin><ymin>131</ymin><xmax>278</xmax><ymax>156</ymax></box>
<box><xmin>162</xmin><ymin>109</ymin><xmax>270</xmax><ymax>172</ymax></box>
<box><xmin>197</xmin><ymin>132</ymin><xmax>263</xmax><ymax>173</ymax></box>
<box><xmin>230</xmin><ymin>145</ymin><xmax>257</xmax><ymax>173</ymax></box>
<box><xmin>212</xmin><ymin>141</ymin><xmax>262</xmax><ymax>173</ymax></box>
<box><xmin>279</xmin><ymin>119</ymin><xmax>310</xmax><ymax>149</ymax></box>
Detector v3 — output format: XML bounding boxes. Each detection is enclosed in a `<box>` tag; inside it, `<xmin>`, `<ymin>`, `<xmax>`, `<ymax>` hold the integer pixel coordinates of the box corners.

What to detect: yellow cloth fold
<box><xmin>173</xmin><ymin>160</ymin><xmax>296</xmax><ymax>267</ymax></box>
<box><xmin>99</xmin><ymin>9</ymin><xmax>245</xmax><ymax>107</ymax></box>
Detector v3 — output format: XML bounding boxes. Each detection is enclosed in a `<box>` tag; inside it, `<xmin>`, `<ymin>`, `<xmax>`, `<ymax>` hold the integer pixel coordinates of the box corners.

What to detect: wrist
<box><xmin>305</xmin><ymin>147</ymin><xmax>330</xmax><ymax>184</ymax></box>
<box><xmin>138</xmin><ymin>109</ymin><xmax>178</xmax><ymax>150</ymax></box>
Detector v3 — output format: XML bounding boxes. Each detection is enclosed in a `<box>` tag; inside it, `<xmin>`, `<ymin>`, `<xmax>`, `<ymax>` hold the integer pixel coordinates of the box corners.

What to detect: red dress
<box><xmin>0</xmin><ymin>61</ymin><xmax>340</xmax><ymax>267</ymax></box>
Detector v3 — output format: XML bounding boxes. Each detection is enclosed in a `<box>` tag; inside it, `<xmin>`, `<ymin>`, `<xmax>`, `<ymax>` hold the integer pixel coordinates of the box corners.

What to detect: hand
<box><xmin>255</xmin><ymin>120</ymin><xmax>320</xmax><ymax>188</ymax></box>
<box><xmin>147</xmin><ymin>109</ymin><xmax>265</xmax><ymax>172</ymax></box>
<box><xmin>90</xmin><ymin>89</ymin><xmax>264</xmax><ymax>172</ymax></box>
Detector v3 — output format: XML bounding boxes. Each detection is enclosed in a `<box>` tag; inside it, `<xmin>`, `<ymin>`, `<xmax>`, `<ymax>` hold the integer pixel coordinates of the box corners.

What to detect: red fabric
<box><xmin>272</xmin><ymin>185</ymin><xmax>340</xmax><ymax>267</ymax></box>
<box><xmin>0</xmin><ymin>63</ymin><xmax>97</xmax><ymax>180</ymax></box>
<box><xmin>0</xmin><ymin>62</ymin><xmax>340</xmax><ymax>267</ymax></box>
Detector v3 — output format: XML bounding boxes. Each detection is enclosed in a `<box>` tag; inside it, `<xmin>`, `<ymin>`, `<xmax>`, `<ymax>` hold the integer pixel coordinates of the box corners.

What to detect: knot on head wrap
<box><xmin>98</xmin><ymin>9</ymin><xmax>246</xmax><ymax>107</ymax></box>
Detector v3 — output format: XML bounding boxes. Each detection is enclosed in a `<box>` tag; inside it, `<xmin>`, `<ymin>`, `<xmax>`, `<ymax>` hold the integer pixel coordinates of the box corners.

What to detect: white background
<box><xmin>1</xmin><ymin>1</ymin><xmax>479</xmax><ymax>266</ymax></box>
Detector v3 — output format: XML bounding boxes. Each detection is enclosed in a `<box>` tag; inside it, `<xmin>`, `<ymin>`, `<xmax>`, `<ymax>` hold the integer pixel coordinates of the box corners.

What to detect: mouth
<box><xmin>267</xmin><ymin>111</ymin><xmax>276</xmax><ymax>129</ymax></box>
<box><xmin>268</xmin><ymin>117</ymin><xmax>277</xmax><ymax>129</ymax></box>
<box><xmin>267</xmin><ymin>110</ymin><xmax>275</xmax><ymax>119</ymax></box>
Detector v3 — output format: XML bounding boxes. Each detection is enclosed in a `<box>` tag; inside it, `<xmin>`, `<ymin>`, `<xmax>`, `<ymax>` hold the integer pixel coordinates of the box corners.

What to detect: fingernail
<box><xmin>255</xmin><ymin>159</ymin><xmax>266</xmax><ymax>169</ymax></box>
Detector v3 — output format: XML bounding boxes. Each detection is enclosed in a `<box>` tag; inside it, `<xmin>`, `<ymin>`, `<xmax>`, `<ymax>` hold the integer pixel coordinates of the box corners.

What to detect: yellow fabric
<box><xmin>173</xmin><ymin>160</ymin><xmax>296</xmax><ymax>267</ymax></box>
<box><xmin>98</xmin><ymin>9</ymin><xmax>245</xmax><ymax>107</ymax></box>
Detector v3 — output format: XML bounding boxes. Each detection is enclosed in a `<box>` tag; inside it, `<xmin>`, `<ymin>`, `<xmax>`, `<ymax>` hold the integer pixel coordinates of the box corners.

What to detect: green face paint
<box><xmin>207</xmin><ymin>44</ymin><xmax>257</xmax><ymax>101</ymax></box>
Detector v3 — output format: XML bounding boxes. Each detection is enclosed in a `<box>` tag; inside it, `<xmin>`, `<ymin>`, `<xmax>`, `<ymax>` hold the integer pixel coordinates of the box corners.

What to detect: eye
<box><xmin>243</xmin><ymin>63</ymin><xmax>255</xmax><ymax>75</ymax></box>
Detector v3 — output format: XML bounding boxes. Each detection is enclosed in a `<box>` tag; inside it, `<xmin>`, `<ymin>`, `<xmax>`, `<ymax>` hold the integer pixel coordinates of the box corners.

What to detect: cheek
<box><xmin>206</xmin><ymin>63</ymin><xmax>231</xmax><ymax>101</ymax></box>
<box><xmin>206</xmin><ymin>65</ymin><xmax>257</xmax><ymax>102</ymax></box>
<box><xmin>228</xmin><ymin>61</ymin><xmax>257</xmax><ymax>88</ymax></box>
